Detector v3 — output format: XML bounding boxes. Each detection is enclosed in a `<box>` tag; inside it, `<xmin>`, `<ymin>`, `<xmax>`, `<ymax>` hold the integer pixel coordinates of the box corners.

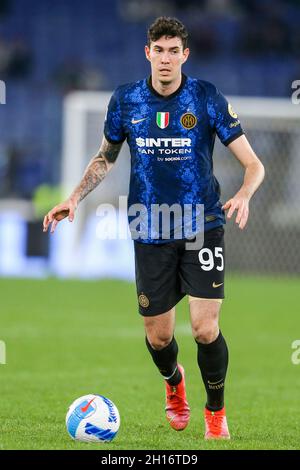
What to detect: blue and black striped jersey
<box><xmin>104</xmin><ymin>74</ymin><xmax>244</xmax><ymax>243</ymax></box>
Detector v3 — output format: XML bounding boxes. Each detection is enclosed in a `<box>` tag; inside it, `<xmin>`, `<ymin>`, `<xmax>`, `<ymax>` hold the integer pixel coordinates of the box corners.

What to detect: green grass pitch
<box><xmin>0</xmin><ymin>276</ymin><xmax>299</xmax><ymax>450</ymax></box>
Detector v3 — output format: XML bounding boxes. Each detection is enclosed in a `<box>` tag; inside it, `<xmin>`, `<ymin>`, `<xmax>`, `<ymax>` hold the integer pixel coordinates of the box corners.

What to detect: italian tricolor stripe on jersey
<box><xmin>156</xmin><ymin>112</ymin><xmax>169</xmax><ymax>129</ymax></box>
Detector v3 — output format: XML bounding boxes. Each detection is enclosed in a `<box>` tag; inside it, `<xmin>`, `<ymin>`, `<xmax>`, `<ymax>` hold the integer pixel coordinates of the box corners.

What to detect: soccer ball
<box><xmin>66</xmin><ymin>394</ymin><xmax>120</xmax><ymax>443</ymax></box>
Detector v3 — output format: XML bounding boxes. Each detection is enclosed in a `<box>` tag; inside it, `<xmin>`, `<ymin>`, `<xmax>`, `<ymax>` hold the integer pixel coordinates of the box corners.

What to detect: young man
<box><xmin>43</xmin><ymin>17</ymin><xmax>265</xmax><ymax>439</ymax></box>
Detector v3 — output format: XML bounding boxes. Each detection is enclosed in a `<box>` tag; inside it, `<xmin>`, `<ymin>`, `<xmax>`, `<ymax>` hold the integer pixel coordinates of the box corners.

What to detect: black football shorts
<box><xmin>134</xmin><ymin>226</ymin><xmax>225</xmax><ymax>316</ymax></box>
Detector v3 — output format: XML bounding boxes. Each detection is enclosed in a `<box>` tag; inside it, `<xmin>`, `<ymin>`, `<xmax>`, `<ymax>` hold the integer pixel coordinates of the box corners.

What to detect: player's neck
<box><xmin>151</xmin><ymin>74</ymin><xmax>183</xmax><ymax>97</ymax></box>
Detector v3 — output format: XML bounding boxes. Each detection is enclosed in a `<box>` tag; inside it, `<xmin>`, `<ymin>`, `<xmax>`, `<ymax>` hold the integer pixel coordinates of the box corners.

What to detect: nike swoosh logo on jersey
<box><xmin>131</xmin><ymin>117</ymin><xmax>147</xmax><ymax>124</ymax></box>
<box><xmin>212</xmin><ymin>282</ymin><xmax>223</xmax><ymax>288</ymax></box>
<box><xmin>81</xmin><ymin>397</ymin><xmax>96</xmax><ymax>413</ymax></box>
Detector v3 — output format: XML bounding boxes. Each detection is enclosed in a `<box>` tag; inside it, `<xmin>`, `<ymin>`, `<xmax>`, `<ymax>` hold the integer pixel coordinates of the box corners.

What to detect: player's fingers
<box><xmin>47</xmin><ymin>209</ymin><xmax>56</xmax><ymax>223</ymax></box>
<box><xmin>49</xmin><ymin>204</ymin><xmax>66</xmax><ymax>220</ymax></box>
<box><xmin>68</xmin><ymin>207</ymin><xmax>75</xmax><ymax>222</ymax></box>
<box><xmin>235</xmin><ymin>202</ymin><xmax>244</xmax><ymax>224</ymax></box>
<box><xmin>50</xmin><ymin>219</ymin><xmax>59</xmax><ymax>233</ymax></box>
<box><xmin>43</xmin><ymin>214</ymin><xmax>49</xmax><ymax>232</ymax></box>
<box><xmin>227</xmin><ymin>201</ymin><xmax>237</xmax><ymax>219</ymax></box>
<box><xmin>222</xmin><ymin>200</ymin><xmax>232</xmax><ymax>210</ymax></box>
<box><xmin>239</xmin><ymin>207</ymin><xmax>249</xmax><ymax>230</ymax></box>
<box><xmin>43</xmin><ymin>211</ymin><xmax>54</xmax><ymax>231</ymax></box>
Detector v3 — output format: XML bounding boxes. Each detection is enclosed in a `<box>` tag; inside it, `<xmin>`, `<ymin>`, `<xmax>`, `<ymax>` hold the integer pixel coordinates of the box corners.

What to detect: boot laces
<box><xmin>166</xmin><ymin>385</ymin><xmax>188</xmax><ymax>414</ymax></box>
<box><xmin>207</xmin><ymin>412</ymin><xmax>223</xmax><ymax>434</ymax></box>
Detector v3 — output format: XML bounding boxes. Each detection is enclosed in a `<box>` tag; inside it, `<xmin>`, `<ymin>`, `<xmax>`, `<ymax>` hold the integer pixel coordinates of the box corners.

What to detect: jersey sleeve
<box><xmin>206</xmin><ymin>86</ymin><xmax>244</xmax><ymax>146</ymax></box>
<box><xmin>104</xmin><ymin>88</ymin><xmax>126</xmax><ymax>144</ymax></box>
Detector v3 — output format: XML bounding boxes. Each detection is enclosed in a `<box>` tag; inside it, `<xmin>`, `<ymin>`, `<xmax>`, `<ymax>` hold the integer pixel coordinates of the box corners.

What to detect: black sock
<box><xmin>145</xmin><ymin>336</ymin><xmax>182</xmax><ymax>386</ymax></box>
<box><xmin>196</xmin><ymin>331</ymin><xmax>229</xmax><ymax>411</ymax></box>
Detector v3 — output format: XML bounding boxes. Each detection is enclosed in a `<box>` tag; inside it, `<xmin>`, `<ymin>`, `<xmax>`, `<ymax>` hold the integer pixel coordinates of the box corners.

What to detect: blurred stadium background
<box><xmin>0</xmin><ymin>0</ymin><xmax>300</xmax><ymax>276</ymax></box>
<box><xmin>0</xmin><ymin>0</ymin><xmax>300</xmax><ymax>450</ymax></box>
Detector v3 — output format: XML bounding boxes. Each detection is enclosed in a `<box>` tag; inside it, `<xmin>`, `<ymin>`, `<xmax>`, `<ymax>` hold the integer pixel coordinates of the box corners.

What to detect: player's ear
<box><xmin>145</xmin><ymin>45</ymin><xmax>151</xmax><ymax>61</ymax></box>
<box><xmin>181</xmin><ymin>48</ymin><xmax>190</xmax><ymax>64</ymax></box>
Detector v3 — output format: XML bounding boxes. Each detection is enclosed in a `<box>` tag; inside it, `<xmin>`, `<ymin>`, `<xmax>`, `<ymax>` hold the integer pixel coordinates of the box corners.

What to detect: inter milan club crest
<box><xmin>156</xmin><ymin>112</ymin><xmax>169</xmax><ymax>129</ymax></box>
<box><xmin>180</xmin><ymin>112</ymin><xmax>197</xmax><ymax>129</ymax></box>
<box><xmin>138</xmin><ymin>293</ymin><xmax>149</xmax><ymax>308</ymax></box>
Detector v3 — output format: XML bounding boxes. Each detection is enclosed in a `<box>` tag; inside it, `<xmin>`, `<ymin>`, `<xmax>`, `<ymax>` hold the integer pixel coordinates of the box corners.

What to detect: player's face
<box><xmin>145</xmin><ymin>36</ymin><xmax>189</xmax><ymax>84</ymax></box>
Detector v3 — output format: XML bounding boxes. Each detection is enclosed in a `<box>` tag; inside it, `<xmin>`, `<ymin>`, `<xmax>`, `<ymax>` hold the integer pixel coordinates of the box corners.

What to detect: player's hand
<box><xmin>222</xmin><ymin>192</ymin><xmax>249</xmax><ymax>230</ymax></box>
<box><xmin>43</xmin><ymin>199</ymin><xmax>77</xmax><ymax>234</ymax></box>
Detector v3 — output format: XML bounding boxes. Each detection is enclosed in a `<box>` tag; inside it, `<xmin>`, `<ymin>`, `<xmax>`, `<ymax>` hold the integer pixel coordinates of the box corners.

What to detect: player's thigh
<box><xmin>179</xmin><ymin>225</ymin><xmax>225</xmax><ymax>299</ymax></box>
<box><xmin>189</xmin><ymin>297</ymin><xmax>222</xmax><ymax>340</ymax></box>
<box><xmin>134</xmin><ymin>241</ymin><xmax>184</xmax><ymax>317</ymax></box>
<box><xmin>144</xmin><ymin>307</ymin><xmax>176</xmax><ymax>349</ymax></box>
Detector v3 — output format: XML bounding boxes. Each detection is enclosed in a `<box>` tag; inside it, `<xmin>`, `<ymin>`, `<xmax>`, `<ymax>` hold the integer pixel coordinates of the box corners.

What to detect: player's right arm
<box><xmin>43</xmin><ymin>136</ymin><xmax>122</xmax><ymax>233</ymax></box>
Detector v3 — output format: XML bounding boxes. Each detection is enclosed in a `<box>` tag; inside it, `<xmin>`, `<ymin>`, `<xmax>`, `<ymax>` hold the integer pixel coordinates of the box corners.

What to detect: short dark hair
<box><xmin>147</xmin><ymin>17</ymin><xmax>188</xmax><ymax>50</ymax></box>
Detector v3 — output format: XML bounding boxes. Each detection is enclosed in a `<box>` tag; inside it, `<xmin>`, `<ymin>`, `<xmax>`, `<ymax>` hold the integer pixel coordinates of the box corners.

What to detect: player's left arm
<box><xmin>222</xmin><ymin>134</ymin><xmax>265</xmax><ymax>230</ymax></box>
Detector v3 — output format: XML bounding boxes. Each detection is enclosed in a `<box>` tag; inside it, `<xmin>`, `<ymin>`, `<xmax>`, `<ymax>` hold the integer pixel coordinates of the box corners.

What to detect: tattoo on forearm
<box><xmin>76</xmin><ymin>158</ymin><xmax>108</xmax><ymax>203</ymax></box>
<box><xmin>99</xmin><ymin>138</ymin><xmax>123</xmax><ymax>163</ymax></box>
<box><xmin>71</xmin><ymin>138</ymin><xmax>122</xmax><ymax>204</ymax></box>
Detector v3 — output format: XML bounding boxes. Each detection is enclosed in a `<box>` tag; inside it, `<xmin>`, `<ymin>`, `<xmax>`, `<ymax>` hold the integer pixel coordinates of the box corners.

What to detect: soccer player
<box><xmin>43</xmin><ymin>17</ymin><xmax>265</xmax><ymax>439</ymax></box>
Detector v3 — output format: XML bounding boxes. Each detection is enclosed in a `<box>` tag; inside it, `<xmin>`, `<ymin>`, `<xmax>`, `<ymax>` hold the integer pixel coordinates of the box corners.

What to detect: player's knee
<box><xmin>193</xmin><ymin>324</ymin><xmax>219</xmax><ymax>344</ymax></box>
<box><xmin>147</xmin><ymin>334</ymin><xmax>173</xmax><ymax>351</ymax></box>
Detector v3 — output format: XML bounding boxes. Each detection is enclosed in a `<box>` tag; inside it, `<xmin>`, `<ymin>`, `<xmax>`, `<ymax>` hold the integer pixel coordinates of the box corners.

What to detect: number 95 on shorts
<box><xmin>178</xmin><ymin>225</ymin><xmax>225</xmax><ymax>300</ymax></box>
<box><xmin>134</xmin><ymin>226</ymin><xmax>225</xmax><ymax>316</ymax></box>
